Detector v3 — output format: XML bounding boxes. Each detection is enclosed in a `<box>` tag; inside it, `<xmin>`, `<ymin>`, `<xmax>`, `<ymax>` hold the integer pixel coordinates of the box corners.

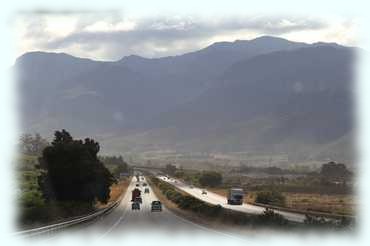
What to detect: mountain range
<box><xmin>15</xmin><ymin>36</ymin><xmax>355</xmax><ymax>164</ymax></box>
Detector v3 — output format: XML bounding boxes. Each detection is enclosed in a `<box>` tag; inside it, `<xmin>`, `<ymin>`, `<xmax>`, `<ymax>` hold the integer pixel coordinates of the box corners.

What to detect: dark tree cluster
<box><xmin>37</xmin><ymin>130</ymin><xmax>115</xmax><ymax>206</ymax></box>
<box><xmin>239</xmin><ymin>165</ymin><xmax>298</xmax><ymax>175</ymax></box>
<box><xmin>255</xmin><ymin>190</ymin><xmax>286</xmax><ymax>207</ymax></box>
<box><xmin>100</xmin><ymin>155</ymin><xmax>130</xmax><ymax>178</ymax></box>
<box><xmin>164</xmin><ymin>163</ymin><xmax>177</xmax><ymax>175</ymax></box>
<box><xmin>320</xmin><ymin>162</ymin><xmax>352</xmax><ymax>179</ymax></box>
<box><xmin>112</xmin><ymin>162</ymin><xmax>130</xmax><ymax>179</ymax></box>
<box><xmin>198</xmin><ymin>171</ymin><xmax>223</xmax><ymax>187</ymax></box>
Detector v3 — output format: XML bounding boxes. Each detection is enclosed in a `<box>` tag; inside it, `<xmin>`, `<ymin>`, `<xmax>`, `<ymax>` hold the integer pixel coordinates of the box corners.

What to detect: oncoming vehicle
<box><xmin>132</xmin><ymin>202</ymin><xmax>140</xmax><ymax>210</ymax></box>
<box><xmin>144</xmin><ymin>188</ymin><xmax>150</xmax><ymax>193</ymax></box>
<box><xmin>151</xmin><ymin>201</ymin><xmax>162</xmax><ymax>212</ymax></box>
<box><xmin>201</xmin><ymin>190</ymin><xmax>207</xmax><ymax>195</ymax></box>
<box><xmin>227</xmin><ymin>188</ymin><xmax>244</xmax><ymax>205</ymax></box>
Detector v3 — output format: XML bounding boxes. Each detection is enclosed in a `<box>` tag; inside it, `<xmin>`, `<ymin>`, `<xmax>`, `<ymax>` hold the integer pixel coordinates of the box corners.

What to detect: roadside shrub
<box><xmin>19</xmin><ymin>190</ymin><xmax>44</xmax><ymax>208</ymax></box>
<box><xmin>174</xmin><ymin>170</ymin><xmax>185</xmax><ymax>178</ymax></box>
<box><xmin>255</xmin><ymin>190</ymin><xmax>286</xmax><ymax>206</ymax></box>
<box><xmin>18</xmin><ymin>201</ymin><xmax>94</xmax><ymax>227</ymax></box>
<box><xmin>152</xmin><ymin>177</ymin><xmax>222</xmax><ymax>215</ymax></box>
<box><xmin>256</xmin><ymin>208</ymin><xmax>288</xmax><ymax>226</ymax></box>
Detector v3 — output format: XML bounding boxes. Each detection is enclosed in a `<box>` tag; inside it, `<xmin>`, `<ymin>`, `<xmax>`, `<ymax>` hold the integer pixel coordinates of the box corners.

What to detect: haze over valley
<box><xmin>15</xmin><ymin>36</ymin><xmax>355</xmax><ymax>166</ymax></box>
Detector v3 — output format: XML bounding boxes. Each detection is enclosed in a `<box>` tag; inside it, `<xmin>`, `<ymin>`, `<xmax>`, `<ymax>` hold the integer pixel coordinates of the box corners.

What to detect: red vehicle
<box><xmin>131</xmin><ymin>188</ymin><xmax>141</xmax><ymax>202</ymax></box>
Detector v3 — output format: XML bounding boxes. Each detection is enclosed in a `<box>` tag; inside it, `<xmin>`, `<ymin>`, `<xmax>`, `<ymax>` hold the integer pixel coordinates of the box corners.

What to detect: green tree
<box><xmin>164</xmin><ymin>163</ymin><xmax>177</xmax><ymax>175</ymax></box>
<box><xmin>112</xmin><ymin>161</ymin><xmax>129</xmax><ymax>179</ymax></box>
<box><xmin>255</xmin><ymin>190</ymin><xmax>286</xmax><ymax>206</ymax></box>
<box><xmin>198</xmin><ymin>171</ymin><xmax>222</xmax><ymax>187</ymax></box>
<box><xmin>37</xmin><ymin>129</ymin><xmax>115</xmax><ymax>206</ymax></box>
<box><xmin>320</xmin><ymin>162</ymin><xmax>351</xmax><ymax>178</ymax></box>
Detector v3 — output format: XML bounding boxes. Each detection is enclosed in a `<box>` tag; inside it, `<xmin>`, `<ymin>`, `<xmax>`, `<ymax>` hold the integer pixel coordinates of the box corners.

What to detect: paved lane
<box><xmin>81</xmin><ymin>176</ymin><xmax>244</xmax><ymax>241</ymax></box>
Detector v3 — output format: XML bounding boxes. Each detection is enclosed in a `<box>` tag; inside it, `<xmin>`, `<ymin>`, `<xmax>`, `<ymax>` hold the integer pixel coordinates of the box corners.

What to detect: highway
<box><xmin>21</xmin><ymin>175</ymin><xmax>288</xmax><ymax>243</ymax></box>
<box><xmin>74</xmin><ymin>175</ymin><xmax>246</xmax><ymax>242</ymax></box>
<box><xmin>158</xmin><ymin>176</ymin><xmax>306</xmax><ymax>223</ymax></box>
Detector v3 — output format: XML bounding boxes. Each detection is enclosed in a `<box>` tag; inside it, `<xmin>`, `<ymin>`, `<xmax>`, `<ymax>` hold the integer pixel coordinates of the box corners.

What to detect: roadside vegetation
<box><xmin>162</xmin><ymin>161</ymin><xmax>354</xmax><ymax>217</ymax></box>
<box><xmin>150</xmin><ymin>176</ymin><xmax>288</xmax><ymax>227</ymax></box>
<box><xmin>255</xmin><ymin>190</ymin><xmax>286</xmax><ymax>207</ymax></box>
<box><xmin>17</xmin><ymin>130</ymin><xmax>130</xmax><ymax>228</ymax></box>
<box><xmin>150</xmin><ymin>176</ymin><xmax>353</xmax><ymax>229</ymax></box>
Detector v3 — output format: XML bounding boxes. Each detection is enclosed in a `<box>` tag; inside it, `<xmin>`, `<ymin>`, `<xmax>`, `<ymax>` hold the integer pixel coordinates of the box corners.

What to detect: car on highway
<box><xmin>144</xmin><ymin>188</ymin><xmax>150</xmax><ymax>193</ymax></box>
<box><xmin>134</xmin><ymin>196</ymin><xmax>143</xmax><ymax>203</ymax></box>
<box><xmin>136</xmin><ymin>183</ymin><xmax>140</xmax><ymax>187</ymax></box>
<box><xmin>151</xmin><ymin>201</ymin><xmax>162</xmax><ymax>212</ymax></box>
<box><xmin>201</xmin><ymin>190</ymin><xmax>207</xmax><ymax>195</ymax></box>
<box><xmin>132</xmin><ymin>202</ymin><xmax>140</xmax><ymax>210</ymax></box>
<box><xmin>142</xmin><ymin>183</ymin><xmax>147</xmax><ymax>187</ymax></box>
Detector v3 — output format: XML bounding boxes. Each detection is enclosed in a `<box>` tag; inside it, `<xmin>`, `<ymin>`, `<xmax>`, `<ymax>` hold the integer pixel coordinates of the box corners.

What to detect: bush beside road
<box><xmin>152</xmin><ymin>176</ymin><xmax>354</xmax><ymax>229</ymax></box>
<box><xmin>150</xmin><ymin>176</ymin><xmax>289</xmax><ymax>227</ymax></box>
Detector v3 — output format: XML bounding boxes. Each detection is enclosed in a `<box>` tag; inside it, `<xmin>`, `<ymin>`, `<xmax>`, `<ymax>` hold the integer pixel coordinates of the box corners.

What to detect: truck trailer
<box><xmin>131</xmin><ymin>188</ymin><xmax>141</xmax><ymax>202</ymax></box>
<box><xmin>227</xmin><ymin>188</ymin><xmax>244</xmax><ymax>205</ymax></box>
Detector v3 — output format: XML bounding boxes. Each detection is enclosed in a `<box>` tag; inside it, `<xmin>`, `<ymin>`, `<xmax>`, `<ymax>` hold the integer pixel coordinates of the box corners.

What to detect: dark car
<box><xmin>135</xmin><ymin>196</ymin><xmax>142</xmax><ymax>203</ymax></box>
<box><xmin>135</xmin><ymin>183</ymin><xmax>140</xmax><ymax>187</ymax></box>
<box><xmin>142</xmin><ymin>183</ymin><xmax>147</xmax><ymax>187</ymax></box>
<box><xmin>132</xmin><ymin>202</ymin><xmax>140</xmax><ymax>210</ymax></box>
<box><xmin>144</xmin><ymin>188</ymin><xmax>150</xmax><ymax>193</ymax></box>
<box><xmin>151</xmin><ymin>201</ymin><xmax>162</xmax><ymax>212</ymax></box>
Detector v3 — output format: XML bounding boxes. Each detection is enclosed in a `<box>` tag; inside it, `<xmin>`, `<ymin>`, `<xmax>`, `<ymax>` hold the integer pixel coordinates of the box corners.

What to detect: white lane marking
<box><xmin>99</xmin><ymin>206</ymin><xmax>128</xmax><ymax>239</ymax></box>
<box><xmin>98</xmin><ymin>180</ymin><xmax>135</xmax><ymax>239</ymax></box>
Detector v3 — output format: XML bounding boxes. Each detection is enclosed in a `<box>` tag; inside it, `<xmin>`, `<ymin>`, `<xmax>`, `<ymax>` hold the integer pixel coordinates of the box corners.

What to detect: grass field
<box><xmin>209</xmin><ymin>188</ymin><xmax>354</xmax><ymax>216</ymax></box>
<box><xmin>283</xmin><ymin>193</ymin><xmax>354</xmax><ymax>215</ymax></box>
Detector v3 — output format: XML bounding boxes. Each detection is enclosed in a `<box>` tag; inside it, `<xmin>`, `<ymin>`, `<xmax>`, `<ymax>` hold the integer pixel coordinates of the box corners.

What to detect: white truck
<box><xmin>227</xmin><ymin>188</ymin><xmax>244</xmax><ymax>205</ymax></box>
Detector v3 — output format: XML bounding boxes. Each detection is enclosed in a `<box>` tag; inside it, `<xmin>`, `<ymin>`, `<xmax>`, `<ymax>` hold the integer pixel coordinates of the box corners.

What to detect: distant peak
<box><xmin>126</xmin><ymin>54</ymin><xmax>145</xmax><ymax>59</ymax></box>
<box><xmin>253</xmin><ymin>35</ymin><xmax>281</xmax><ymax>40</ymax></box>
<box><xmin>15</xmin><ymin>51</ymin><xmax>99</xmax><ymax>64</ymax></box>
<box><xmin>119</xmin><ymin>54</ymin><xmax>148</xmax><ymax>62</ymax></box>
<box><xmin>205</xmin><ymin>41</ymin><xmax>233</xmax><ymax>49</ymax></box>
<box><xmin>312</xmin><ymin>41</ymin><xmax>341</xmax><ymax>48</ymax></box>
<box><xmin>250</xmin><ymin>35</ymin><xmax>290</xmax><ymax>43</ymax></box>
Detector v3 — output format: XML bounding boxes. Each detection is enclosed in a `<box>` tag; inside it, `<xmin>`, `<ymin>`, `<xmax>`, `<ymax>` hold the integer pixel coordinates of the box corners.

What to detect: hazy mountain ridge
<box><xmin>15</xmin><ymin>36</ymin><xmax>355</xmax><ymax>163</ymax></box>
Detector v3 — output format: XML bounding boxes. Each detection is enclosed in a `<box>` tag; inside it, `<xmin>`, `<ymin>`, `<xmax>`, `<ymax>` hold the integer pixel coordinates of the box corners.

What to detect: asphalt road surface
<box><xmin>158</xmin><ymin>176</ymin><xmax>306</xmax><ymax>223</ymax></box>
<box><xmin>73</xmin><ymin>176</ymin><xmax>246</xmax><ymax>243</ymax></box>
<box><xmin>31</xmin><ymin>176</ymin><xmax>266</xmax><ymax>244</ymax></box>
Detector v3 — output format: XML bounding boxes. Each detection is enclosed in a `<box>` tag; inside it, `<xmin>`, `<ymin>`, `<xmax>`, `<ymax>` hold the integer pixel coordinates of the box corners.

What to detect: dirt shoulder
<box><xmin>96</xmin><ymin>177</ymin><xmax>132</xmax><ymax>209</ymax></box>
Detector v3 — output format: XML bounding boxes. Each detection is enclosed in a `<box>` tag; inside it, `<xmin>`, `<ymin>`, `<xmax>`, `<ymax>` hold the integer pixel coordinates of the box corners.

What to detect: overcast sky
<box><xmin>14</xmin><ymin>11</ymin><xmax>356</xmax><ymax>62</ymax></box>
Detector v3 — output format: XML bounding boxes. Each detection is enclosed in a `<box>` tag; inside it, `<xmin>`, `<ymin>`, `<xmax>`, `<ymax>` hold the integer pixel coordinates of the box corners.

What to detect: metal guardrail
<box><xmin>14</xmin><ymin>197</ymin><xmax>122</xmax><ymax>238</ymax></box>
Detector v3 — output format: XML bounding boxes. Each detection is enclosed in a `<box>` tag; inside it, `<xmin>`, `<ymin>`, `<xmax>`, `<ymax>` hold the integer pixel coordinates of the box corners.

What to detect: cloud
<box><xmin>15</xmin><ymin>14</ymin><xmax>331</xmax><ymax>61</ymax></box>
